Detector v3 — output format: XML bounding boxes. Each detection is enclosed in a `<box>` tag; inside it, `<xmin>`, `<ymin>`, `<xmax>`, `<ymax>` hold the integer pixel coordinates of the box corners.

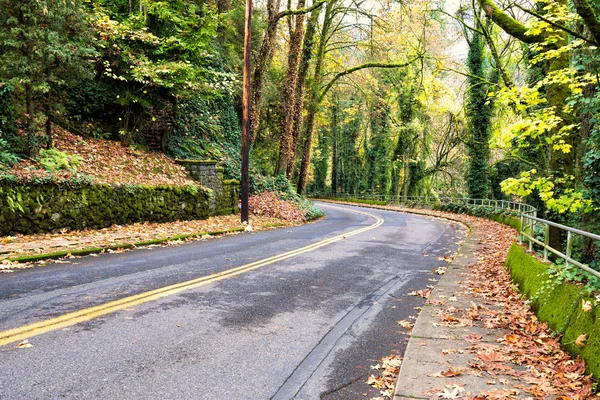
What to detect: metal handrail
<box><xmin>311</xmin><ymin>192</ymin><xmax>600</xmax><ymax>280</ymax></box>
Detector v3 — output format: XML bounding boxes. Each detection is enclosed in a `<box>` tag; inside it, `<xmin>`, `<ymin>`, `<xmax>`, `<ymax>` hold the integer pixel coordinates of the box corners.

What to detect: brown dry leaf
<box><xmin>381</xmin><ymin>355</ymin><xmax>402</xmax><ymax>369</ymax></box>
<box><xmin>440</xmin><ymin>367</ymin><xmax>465</xmax><ymax>377</ymax></box>
<box><xmin>366</xmin><ymin>375</ymin><xmax>386</xmax><ymax>389</ymax></box>
<box><xmin>575</xmin><ymin>333</ymin><xmax>588</xmax><ymax>347</ymax></box>
<box><xmin>582</xmin><ymin>300</ymin><xmax>592</xmax><ymax>313</ymax></box>
<box><xmin>409</xmin><ymin>288</ymin><xmax>432</xmax><ymax>299</ymax></box>
<box><xmin>397</xmin><ymin>320</ymin><xmax>414</xmax><ymax>330</ymax></box>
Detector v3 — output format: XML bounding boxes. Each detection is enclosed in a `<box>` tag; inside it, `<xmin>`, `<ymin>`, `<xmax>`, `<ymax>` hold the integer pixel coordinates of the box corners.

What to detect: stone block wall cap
<box><xmin>215</xmin><ymin>167</ymin><xmax>225</xmax><ymax>172</ymax></box>
<box><xmin>175</xmin><ymin>159</ymin><xmax>219</xmax><ymax>166</ymax></box>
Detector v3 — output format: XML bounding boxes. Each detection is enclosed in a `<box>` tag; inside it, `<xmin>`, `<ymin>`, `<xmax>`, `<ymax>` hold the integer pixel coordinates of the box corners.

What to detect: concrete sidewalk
<box><xmin>393</xmin><ymin>227</ymin><xmax>527</xmax><ymax>399</ymax></box>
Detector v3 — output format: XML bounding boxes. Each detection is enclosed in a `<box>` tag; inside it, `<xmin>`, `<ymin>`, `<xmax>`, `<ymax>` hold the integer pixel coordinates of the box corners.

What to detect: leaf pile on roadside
<box><xmin>249</xmin><ymin>191</ymin><xmax>307</xmax><ymax>222</ymax></box>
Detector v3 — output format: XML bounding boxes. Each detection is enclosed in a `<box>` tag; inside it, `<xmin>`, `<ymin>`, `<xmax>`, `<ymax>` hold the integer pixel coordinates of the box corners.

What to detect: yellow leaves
<box><xmin>501</xmin><ymin>170</ymin><xmax>592</xmax><ymax>214</ymax></box>
<box><xmin>575</xmin><ymin>334</ymin><xmax>588</xmax><ymax>347</ymax></box>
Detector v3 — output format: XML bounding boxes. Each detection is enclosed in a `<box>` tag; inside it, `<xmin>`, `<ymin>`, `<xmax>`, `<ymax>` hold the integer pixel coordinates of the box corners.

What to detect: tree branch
<box><xmin>275</xmin><ymin>0</ymin><xmax>327</xmax><ymax>23</ymax></box>
<box><xmin>474</xmin><ymin>7</ymin><xmax>514</xmax><ymax>87</ymax></box>
<box><xmin>572</xmin><ymin>0</ymin><xmax>600</xmax><ymax>45</ymax></box>
<box><xmin>477</xmin><ymin>0</ymin><xmax>543</xmax><ymax>43</ymax></box>
<box><xmin>318</xmin><ymin>57</ymin><xmax>422</xmax><ymax>102</ymax></box>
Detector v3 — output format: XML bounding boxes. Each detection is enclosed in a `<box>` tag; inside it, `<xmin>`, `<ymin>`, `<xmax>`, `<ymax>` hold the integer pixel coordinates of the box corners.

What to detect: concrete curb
<box><xmin>4</xmin><ymin>227</ymin><xmax>247</xmax><ymax>264</ymax></box>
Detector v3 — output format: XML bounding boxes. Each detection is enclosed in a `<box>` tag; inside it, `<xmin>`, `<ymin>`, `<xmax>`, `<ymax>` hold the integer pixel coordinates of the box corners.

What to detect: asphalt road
<box><xmin>0</xmin><ymin>202</ymin><xmax>465</xmax><ymax>399</ymax></box>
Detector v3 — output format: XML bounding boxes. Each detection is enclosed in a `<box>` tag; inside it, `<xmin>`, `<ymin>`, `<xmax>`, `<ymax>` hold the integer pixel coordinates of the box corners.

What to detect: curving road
<box><xmin>0</xmin><ymin>202</ymin><xmax>465</xmax><ymax>399</ymax></box>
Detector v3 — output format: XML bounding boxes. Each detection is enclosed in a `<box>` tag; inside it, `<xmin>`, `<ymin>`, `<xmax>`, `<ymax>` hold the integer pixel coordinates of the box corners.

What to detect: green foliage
<box><xmin>0</xmin><ymin>0</ymin><xmax>97</xmax><ymax>150</ymax></box>
<box><xmin>38</xmin><ymin>149</ymin><xmax>84</xmax><ymax>173</ymax></box>
<box><xmin>0</xmin><ymin>83</ymin><xmax>16</xmax><ymax>137</ymax></box>
<box><xmin>250</xmin><ymin>174</ymin><xmax>294</xmax><ymax>196</ymax></box>
<box><xmin>297</xmin><ymin>197</ymin><xmax>324</xmax><ymax>220</ymax></box>
<box><xmin>0</xmin><ymin>137</ymin><xmax>19</xmax><ymax>169</ymax></box>
<box><xmin>167</xmin><ymin>95</ymin><xmax>241</xmax><ymax>179</ymax></box>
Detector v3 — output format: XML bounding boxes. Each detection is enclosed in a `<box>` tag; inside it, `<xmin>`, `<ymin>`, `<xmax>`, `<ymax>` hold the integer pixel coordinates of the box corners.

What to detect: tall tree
<box><xmin>0</xmin><ymin>0</ymin><xmax>95</xmax><ymax>155</ymax></box>
<box><xmin>278</xmin><ymin>0</ymin><xmax>307</xmax><ymax>176</ymax></box>
<box><xmin>465</xmin><ymin>29</ymin><xmax>495</xmax><ymax>199</ymax></box>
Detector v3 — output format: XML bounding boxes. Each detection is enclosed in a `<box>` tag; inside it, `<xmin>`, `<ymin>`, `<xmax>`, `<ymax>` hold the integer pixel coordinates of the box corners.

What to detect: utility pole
<box><xmin>241</xmin><ymin>0</ymin><xmax>252</xmax><ymax>223</ymax></box>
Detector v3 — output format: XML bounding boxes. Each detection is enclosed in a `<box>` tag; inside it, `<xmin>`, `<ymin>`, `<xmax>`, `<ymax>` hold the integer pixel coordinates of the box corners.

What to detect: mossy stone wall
<box><xmin>0</xmin><ymin>182</ymin><xmax>237</xmax><ymax>235</ymax></box>
<box><xmin>506</xmin><ymin>243</ymin><xmax>600</xmax><ymax>378</ymax></box>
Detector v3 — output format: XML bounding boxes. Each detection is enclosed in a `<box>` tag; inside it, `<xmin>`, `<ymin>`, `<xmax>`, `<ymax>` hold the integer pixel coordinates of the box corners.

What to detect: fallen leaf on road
<box><xmin>397</xmin><ymin>320</ymin><xmax>414</xmax><ymax>330</ymax></box>
<box><xmin>16</xmin><ymin>340</ymin><xmax>32</xmax><ymax>349</ymax></box>
<box><xmin>409</xmin><ymin>288</ymin><xmax>432</xmax><ymax>299</ymax></box>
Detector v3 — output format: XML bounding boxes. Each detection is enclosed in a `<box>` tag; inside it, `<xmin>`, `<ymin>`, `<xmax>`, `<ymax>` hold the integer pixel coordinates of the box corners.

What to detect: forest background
<box><xmin>0</xmin><ymin>0</ymin><xmax>599</xmax><ymax>261</ymax></box>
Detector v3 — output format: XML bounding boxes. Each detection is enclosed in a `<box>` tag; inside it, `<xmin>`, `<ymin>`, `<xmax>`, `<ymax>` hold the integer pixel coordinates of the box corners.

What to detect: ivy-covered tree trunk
<box><xmin>278</xmin><ymin>0</ymin><xmax>306</xmax><ymax>176</ymax></box>
<box><xmin>330</xmin><ymin>102</ymin><xmax>339</xmax><ymax>194</ymax></box>
<box><xmin>249</xmin><ymin>0</ymin><xmax>282</xmax><ymax>143</ymax></box>
<box><xmin>287</xmin><ymin>7</ymin><xmax>320</xmax><ymax>178</ymax></box>
<box><xmin>465</xmin><ymin>31</ymin><xmax>493</xmax><ymax>199</ymax></box>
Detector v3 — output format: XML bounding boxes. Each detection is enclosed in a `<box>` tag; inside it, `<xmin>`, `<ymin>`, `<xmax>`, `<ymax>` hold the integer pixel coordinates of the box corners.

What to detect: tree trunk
<box><xmin>297</xmin><ymin>1</ymin><xmax>334</xmax><ymax>194</ymax></box>
<box><xmin>287</xmin><ymin>7</ymin><xmax>320</xmax><ymax>178</ymax></box>
<box><xmin>278</xmin><ymin>0</ymin><xmax>307</xmax><ymax>176</ymax></box>
<box><xmin>25</xmin><ymin>82</ymin><xmax>36</xmax><ymax>157</ymax></box>
<box><xmin>45</xmin><ymin>93</ymin><xmax>52</xmax><ymax>149</ymax></box>
<box><xmin>249</xmin><ymin>0</ymin><xmax>282</xmax><ymax>143</ymax></box>
<box><xmin>331</xmin><ymin>107</ymin><xmax>338</xmax><ymax>194</ymax></box>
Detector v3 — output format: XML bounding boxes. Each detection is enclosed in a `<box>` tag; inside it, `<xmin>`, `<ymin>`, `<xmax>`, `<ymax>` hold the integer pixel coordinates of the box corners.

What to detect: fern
<box><xmin>38</xmin><ymin>149</ymin><xmax>84</xmax><ymax>173</ymax></box>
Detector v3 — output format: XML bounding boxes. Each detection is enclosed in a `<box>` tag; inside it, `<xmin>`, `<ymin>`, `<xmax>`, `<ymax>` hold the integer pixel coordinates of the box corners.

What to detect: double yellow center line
<box><xmin>0</xmin><ymin>207</ymin><xmax>383</xmax><ymax>347</ymax></box>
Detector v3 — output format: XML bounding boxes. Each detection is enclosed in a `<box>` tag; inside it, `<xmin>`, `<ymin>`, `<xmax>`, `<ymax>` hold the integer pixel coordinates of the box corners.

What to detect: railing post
<box><xmin>566</xmin><ymin>231</ymin><xmax>572</xmax><ymax>268</ymax></box>
<box><xmin>529</xmin><ymin>217</ymin><xmax>534</xmax><ymax>252</ymax></box>
<box><xmin>518</xmin><ymin>214</ymin><xmax>524</xmax><ymax>244</ymax></box>
<box><xmin>543</xmin><ymin>224</ymin><xmax>549</xmax><ymax>262</ymax></box>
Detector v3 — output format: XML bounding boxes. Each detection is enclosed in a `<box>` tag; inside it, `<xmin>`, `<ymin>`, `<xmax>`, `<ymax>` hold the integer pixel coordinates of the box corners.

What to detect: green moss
<box><xmin>506</xmin><ymin>243</ymin><xmax>549</xmax><ymax>297</ymax></box>
<box><xmin>562</xmin><ymin>304</ymin><xmax>600</xmax><ymax>377</ymax></box>
<box><xmin>0</xmin><ymin>182</ymin><xmax>235</xmax><ymax>235</ymax></box>
<box><xmin>534</xmin><ymin>282</ymin><xmax>580</xmax><ymax>333</ymax></box>
<box><xmin>505</xmin><ymin>243</ymin><xmax>600</xmax><ymax>378</ymax></box>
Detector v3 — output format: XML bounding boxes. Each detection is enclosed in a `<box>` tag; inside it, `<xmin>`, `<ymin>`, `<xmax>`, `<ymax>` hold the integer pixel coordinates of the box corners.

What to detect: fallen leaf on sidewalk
<box><xmin>437</xmin><ymin>385</ymin><xmax>464</xmax><ymax>399</ymax></box>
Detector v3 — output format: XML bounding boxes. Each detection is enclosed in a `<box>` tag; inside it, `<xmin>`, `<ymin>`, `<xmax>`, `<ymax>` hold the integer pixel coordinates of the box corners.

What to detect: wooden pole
<box><xmin>241</xmin><ymin>0</ymin><xmax>252</xmax><ymax>223</ymax></box>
